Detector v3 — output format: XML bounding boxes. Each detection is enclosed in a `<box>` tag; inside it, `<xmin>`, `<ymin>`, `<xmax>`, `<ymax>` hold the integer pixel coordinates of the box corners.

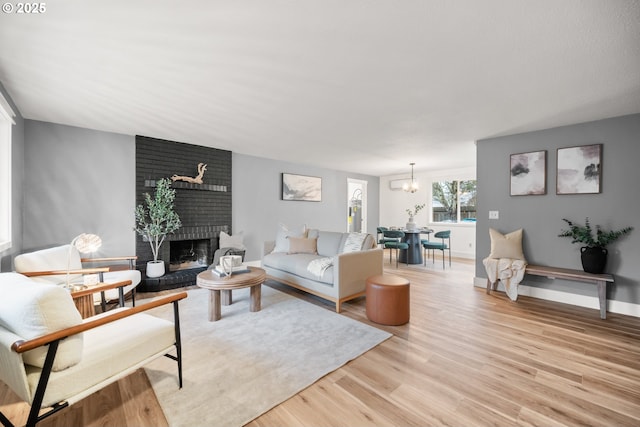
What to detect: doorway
<box><xmin>347</xmin><ymin>179</ymin><xmax>367</xmax><ymax>233</ymax></box>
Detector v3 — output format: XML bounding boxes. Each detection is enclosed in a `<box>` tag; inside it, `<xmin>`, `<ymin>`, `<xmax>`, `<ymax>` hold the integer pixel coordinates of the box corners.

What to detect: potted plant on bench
<box><xmin>135</xmin><ymin>178</ymin><xmax>182</xmax><ymax>278</ymax></box>
<box><xmin>558</xmin><ymin>218</ymin><xmax>633</xmax><ymax>274</ymax></box>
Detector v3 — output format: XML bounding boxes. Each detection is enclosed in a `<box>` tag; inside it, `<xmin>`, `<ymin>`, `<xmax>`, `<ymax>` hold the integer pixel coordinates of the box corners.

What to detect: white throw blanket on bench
<box><xmin>483</xmin><ymin>257</ymin><xmax>527</xmax><ymax>301</ymax></box>
<box><xmin>307</xmin><ymin>257</ymin><xmax>334</xmax><ymax>279</ymax></box>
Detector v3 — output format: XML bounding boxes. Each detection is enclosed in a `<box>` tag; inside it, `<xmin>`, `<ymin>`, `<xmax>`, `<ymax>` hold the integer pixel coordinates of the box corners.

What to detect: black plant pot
<box><xmin>581</xmin><ymin>246</ymin><xmax>608</xmax><ymax>274</ymax></box>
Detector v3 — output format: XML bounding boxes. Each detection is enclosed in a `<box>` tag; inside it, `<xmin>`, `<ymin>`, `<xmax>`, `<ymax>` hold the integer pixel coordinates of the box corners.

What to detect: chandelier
<box><xmin>402</xmin><ymin>163</ymin><xmax>419</xmax><ymax>193</ymax></box>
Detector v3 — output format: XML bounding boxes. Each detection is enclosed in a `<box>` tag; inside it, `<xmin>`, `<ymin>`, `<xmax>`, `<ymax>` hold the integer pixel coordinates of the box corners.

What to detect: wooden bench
<box><xmin>486</xmin><ymin>264</ymin><xmax>614</xmax><ymax>319</ymax></box>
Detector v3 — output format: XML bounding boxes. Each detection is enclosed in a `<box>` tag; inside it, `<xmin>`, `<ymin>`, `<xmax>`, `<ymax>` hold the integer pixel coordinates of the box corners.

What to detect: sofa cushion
<box><xmin>316</xmin><ymin>231</ymin><xmax>345</xmax><ymax>257</ymax></box>
<box><xmin>0</xmin><ymin>272</ymin><xmax>83</xmax><ymax>371</ymax></box>
<box><xmin>262</xmin><ymin>253</ymin><xmax>334</xmax><ymax>285</ymax></box>
<box><xmin>287</xmin><ymin>237</ymin><xmax>318</xmax><ymax>255</ymax></box>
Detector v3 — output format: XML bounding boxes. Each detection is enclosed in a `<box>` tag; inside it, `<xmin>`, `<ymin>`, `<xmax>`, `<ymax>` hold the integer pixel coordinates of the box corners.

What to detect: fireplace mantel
<box><xmin>144</xmin><ymin>179</ymin><xmax>227</xmax><ymax>192</ymax></box>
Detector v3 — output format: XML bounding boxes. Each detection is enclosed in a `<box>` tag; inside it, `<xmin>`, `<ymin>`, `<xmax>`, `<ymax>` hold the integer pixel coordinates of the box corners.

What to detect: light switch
<box><xmin>489</xmin><ymin>210</ymin><xmax>499</xmax><ymax>219</ymax></box>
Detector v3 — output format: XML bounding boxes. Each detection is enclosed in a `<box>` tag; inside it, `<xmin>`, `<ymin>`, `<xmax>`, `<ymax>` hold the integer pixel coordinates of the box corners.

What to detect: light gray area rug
<box><xmin>143</xmin><ymin>284</ymin><xmax>391</xmax><ymax>427</ymax></box>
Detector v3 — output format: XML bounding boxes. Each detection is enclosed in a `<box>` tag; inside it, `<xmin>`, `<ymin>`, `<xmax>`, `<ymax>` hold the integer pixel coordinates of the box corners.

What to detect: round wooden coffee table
<box><xmin>196</xmin><ymin>267</ymin><xmax>266</xmax><ymax>321</ymax></box>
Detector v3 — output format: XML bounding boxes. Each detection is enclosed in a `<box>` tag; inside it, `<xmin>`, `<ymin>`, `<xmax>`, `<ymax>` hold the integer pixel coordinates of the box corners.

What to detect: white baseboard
<box><xmin>473</xmin><ymin>277</ymin><xmax>640</xmax><ymax>318</ymax></box>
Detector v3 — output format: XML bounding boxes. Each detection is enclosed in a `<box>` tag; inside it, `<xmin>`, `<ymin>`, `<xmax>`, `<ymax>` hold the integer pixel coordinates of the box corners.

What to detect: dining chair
<box><xmin>422</xmin><ymin>230</ymin><xmax>451</xmax><ymax>268</ymax></box>
<box><xmin>383</xmin><ymin>230</ymin><xmax>409</xmax><ymax>268</ymax></box>
<box><xmin>377</xmin><ymin>227</ymin><xmax>396</xmax><ymax>248</ymax></box>
<box><xmin>420</xmin><ymin>228</ymin><xmax>434</xmax><ymax>246</ymax></box>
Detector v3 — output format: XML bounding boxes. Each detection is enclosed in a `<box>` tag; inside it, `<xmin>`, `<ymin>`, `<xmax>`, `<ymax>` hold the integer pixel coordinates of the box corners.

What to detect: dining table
<box><xmin>398</xmin><ymin>228</ymin><xmax>433</xmax><ymax>265</ymax></box>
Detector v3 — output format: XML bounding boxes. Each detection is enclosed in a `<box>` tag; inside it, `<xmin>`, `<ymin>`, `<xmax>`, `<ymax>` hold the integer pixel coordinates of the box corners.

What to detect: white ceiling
<box><xmin>1</xmin><ymin>0</ymin><xmax>639</xmax><ymax>176</ymax></box>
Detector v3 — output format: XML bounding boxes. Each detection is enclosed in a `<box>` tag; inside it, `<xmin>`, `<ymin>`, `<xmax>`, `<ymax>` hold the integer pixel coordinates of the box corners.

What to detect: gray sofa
<box><xmin>262</xmin><ymin>229</ymin><xmax>383</xmax><ymax>312</ymax></box>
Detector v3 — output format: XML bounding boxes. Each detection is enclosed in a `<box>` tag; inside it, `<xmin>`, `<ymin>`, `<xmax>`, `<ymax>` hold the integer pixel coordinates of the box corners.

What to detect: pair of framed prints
<box><xmin>510</xmin><ymin>144</ymin><xmax>602</xmax><ymax>196</ymax></box>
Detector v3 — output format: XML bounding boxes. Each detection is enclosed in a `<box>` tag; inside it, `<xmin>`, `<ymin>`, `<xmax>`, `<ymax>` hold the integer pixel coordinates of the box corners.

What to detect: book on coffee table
<box><xmin>211</xmin><ymin>265</ymin><xmax>250</xmax><ymax>277</ymax></box>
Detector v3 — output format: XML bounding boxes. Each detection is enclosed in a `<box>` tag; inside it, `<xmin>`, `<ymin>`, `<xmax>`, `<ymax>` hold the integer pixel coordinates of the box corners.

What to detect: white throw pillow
<box><xmin>488</xmin><ymin>228</ymin><xmax>526</xmax><ymax>260</ymax></box>
<box><xmin>219</xmin><ymin>231</ymin><xmax>245</xmax><ymax>250</ymax></box>
<box><xmin>0</xmin><ymin>273</ymin><xmax>83</xmax><ymax>371</ymax></box>
<box><xmin>273</xmin><ymin>223</ymin><xmax>308</xmax><ymax>253</ymax></box>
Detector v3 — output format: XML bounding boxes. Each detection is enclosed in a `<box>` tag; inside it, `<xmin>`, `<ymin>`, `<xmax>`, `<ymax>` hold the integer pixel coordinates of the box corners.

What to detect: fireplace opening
<box><xmin>169</xmin><ymin>239</ymin><xmax>210</xmax><ymax>272</ymax></box>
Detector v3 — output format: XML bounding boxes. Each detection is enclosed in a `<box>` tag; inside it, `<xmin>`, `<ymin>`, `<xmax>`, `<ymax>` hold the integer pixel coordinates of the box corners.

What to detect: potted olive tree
<box><xmin>134</xmin><ymin>178</ymin><xmax>182</xmax><ymax>277</ymax></box>
<box><xmin>558</xmin><ymin>218</ymin><xmax>633</xmax><ymax>274</ymax></box>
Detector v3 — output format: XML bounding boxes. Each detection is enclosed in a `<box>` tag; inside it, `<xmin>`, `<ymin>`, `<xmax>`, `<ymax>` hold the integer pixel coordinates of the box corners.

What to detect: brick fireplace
<box><xmin>135</xmin><ymin>136</ymin><xmax>232</xmax><ymax>291</ymax></box>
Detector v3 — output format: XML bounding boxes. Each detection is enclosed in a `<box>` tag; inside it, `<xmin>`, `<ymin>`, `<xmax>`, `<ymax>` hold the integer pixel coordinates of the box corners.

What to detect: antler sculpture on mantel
<box><xmin>171</xmin><ymin>163</ymin><xmax>207</xmax><ymax>184</ymax></box>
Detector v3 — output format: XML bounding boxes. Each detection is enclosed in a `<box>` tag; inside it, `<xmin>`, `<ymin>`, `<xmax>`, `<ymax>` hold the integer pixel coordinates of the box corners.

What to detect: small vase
<box><xmin>580</xmin><ymin>247</ymin><xmax>607</xmax><ymax>274</ymax></box>
<box><xmin>406</xmin><ymin>217</ymin><xmax>416</xmax><ymax>230</ymax></box>
<box><xmin>146</xmin><ymin>260</ymin><xmax>165</xmax><ymax>278</ymax></box>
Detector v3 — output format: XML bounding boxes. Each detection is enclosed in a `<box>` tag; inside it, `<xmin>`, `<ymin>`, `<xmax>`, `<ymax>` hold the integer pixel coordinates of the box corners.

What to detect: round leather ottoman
<box><xmin>365</xmin><ymin>274</ymin><xmax>410</xmax><ymax>325</ymax></box>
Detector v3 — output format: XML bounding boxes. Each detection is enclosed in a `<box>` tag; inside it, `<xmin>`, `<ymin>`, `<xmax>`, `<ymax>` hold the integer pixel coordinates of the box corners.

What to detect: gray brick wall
<box><xmin>135</xmin><ymin>136</ymin><xmax>232</xmax><ymax>277</ymax></box>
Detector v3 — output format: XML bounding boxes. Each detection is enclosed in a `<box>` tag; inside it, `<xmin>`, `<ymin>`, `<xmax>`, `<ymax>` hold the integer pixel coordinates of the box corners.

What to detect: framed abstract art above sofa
<box><xmin>282</xmin><ymin>173</ymin><xmax>322</xmax><ymax>201</ymax></box>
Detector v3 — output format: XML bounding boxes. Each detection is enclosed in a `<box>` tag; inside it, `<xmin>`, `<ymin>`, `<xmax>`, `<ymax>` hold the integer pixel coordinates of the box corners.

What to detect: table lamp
<box><xmin>66</xmin><ymin>233</ymin><xmax>102</xmax><ymax>287</ymax></box>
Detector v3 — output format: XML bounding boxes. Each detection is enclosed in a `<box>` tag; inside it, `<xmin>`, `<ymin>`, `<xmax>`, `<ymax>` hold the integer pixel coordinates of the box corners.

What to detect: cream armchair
<box><xmin>0</xmin><ymin>272</ymin><xmax>186</xmax><ymax>427</ymax></box>
<box><xmin>14</xmin><ymin>244</ymin><xmax>141</xmax><ymax>310</ymax></box>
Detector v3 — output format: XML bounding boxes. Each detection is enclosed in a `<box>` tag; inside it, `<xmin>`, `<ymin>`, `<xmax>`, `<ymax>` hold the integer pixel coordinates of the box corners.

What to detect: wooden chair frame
<box><xmin>20</xmin><ymin>255</ymin><xmax>138</xmax><ymax>314</ymax></box>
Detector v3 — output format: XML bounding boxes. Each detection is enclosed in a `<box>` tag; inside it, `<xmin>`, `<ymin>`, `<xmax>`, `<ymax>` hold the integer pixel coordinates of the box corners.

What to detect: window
<box><xmin>0</xmin><ymin>92</ymin><xmax>15</xmax><ymax>252</ymax></box>
<box><xmin>431</xmin><ymin>179</ymin><xmax>477</xmax><ymax>223</ymax></box>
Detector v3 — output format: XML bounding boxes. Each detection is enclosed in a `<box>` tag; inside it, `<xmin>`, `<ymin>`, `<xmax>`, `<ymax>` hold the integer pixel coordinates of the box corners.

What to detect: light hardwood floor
<box><xmin>2</xmin><ymin>256</ymin><xmax>640</xmax><ymax>426</ymax></box>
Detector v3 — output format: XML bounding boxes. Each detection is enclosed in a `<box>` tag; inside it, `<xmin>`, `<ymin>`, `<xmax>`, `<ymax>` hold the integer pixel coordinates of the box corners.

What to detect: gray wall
<box><xmin>15</xmin><ymin>121</ymin><xmax>379</xmax><ymax>265</ymax></box>
<box><xmin>23</xmin><ymin>121</ymin><xmax>136</xmax><ymax>256</ymax></box>
<box><xmin>233</xmin><ymin>153</ymin><xmax>380</xmax><ymax>261</ymax></box>
<box><xmin>476</xmin><ymin>114</ymin><xmax>640</xmax><ymax>305</ymax></box>
<box><xmin>0</xmin><ymin>82</ymin><xmax>24</xmax><ymax>271</ymax></box>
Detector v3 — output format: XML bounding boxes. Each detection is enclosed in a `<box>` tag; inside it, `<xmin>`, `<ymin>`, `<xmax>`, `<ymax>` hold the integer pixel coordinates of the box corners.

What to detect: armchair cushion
<box><xmin>14</xmin><ymin>245</ymin><xmax>142</xmax><ymax>304</ymax></box>
<box><xmin>29</xmin><ymin>310</ymin><xmax>176</xmax><ymax>408</ymax></box>
<box><xmin>97</xmin><ymin>270</ymin><xmax>142</xmax><ymax>303</ymax></box>
<box><xmin>0</xmin><ymin>273</ymin><xmax>83</xmax><ymax>371</ymax></box>
<box><xmin>15</xmin><ymin>245</ymin><xmax>83</xmax><ymax>285</ymax></box>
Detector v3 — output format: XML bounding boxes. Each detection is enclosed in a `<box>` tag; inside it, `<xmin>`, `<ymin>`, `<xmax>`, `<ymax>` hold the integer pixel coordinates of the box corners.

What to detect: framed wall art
<box><xmin>509</xmin><ymin>150</ymin><xmax>547</xmax><ymax>196</ymax></box>
<box><xmin>282</xmin><ymin>173</ymin><xmax>322</xmax><ymax>201</ymax></box>
<box><xmin>556</xmin><ymin>144</ymin><xmax>602</xmax><ymax>194</ymax></box>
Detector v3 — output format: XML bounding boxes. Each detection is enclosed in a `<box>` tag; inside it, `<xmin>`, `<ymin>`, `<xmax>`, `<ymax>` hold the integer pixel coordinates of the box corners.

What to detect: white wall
<box><xmin>379</xmin><ymin>166</ymin><xmax>476</xmax><ymax>259</ymax></box>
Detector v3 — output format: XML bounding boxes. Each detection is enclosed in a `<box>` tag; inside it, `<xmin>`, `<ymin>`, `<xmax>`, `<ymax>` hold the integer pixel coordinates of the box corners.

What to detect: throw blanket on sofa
<box><xmin>342</xmin><ymin>233</ymin><xmax>367</xmax><ymax>253</ymax></box>
<box><xmin>483</xmin><ymin>257</ymin><xmax>527</xmax><ymax>301</ymax></box>
<box><xmin>307</xmin><ymin>257</ymin><xmax>333</xmax><ymax>279</ymax></box>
